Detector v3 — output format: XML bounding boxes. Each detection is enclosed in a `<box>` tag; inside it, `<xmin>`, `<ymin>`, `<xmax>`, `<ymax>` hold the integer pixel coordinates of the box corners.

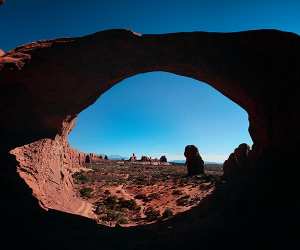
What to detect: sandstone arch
<box><xmin>0</xmin><ymin>29</ymin><xmax>299</xmax><ymax>249</ymax></box>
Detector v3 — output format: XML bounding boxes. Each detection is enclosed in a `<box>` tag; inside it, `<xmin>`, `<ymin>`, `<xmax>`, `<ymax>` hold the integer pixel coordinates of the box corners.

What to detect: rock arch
<box><xmin>0</xmin><ymin>29</ymin><xmax>299</xmax><ymax>249</ymax></box>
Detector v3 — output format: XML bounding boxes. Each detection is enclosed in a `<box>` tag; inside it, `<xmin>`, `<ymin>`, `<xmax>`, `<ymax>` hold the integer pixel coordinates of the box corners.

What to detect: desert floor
<box><xmin>73</xmin><ymin>161</ymin><xmax>223</xmax><ymax>227</ymax></box>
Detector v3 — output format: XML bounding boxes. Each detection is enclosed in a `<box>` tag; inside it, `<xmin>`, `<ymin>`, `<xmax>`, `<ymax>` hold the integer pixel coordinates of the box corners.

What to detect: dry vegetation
<box><xmin>73</xmin><ymin>161</ymin><xmax>222</xmax><ymax>227</ymax></box>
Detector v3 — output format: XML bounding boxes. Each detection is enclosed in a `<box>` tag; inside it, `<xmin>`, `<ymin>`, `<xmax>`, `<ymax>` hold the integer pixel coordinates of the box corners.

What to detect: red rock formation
<box><xmin>159</xmin><ymin>155</ymin><xmax>167</xmax><ymax>163</ymax></box>
<box><xmin>0</xmin><ymin>29</ymin><xmax>299</xmax><ymax>249</ymax></box>
<box><xmin>140</xmin><ymin>155</ymin><xmax>151</xmax><ymax>162</ymax></box>
<box><xmin>184</xmin><ymin>145</ymin><xmax>205</xmax><ymax>176</ymax></box>
<box><xmin>10</xmin><ymin>118</ymin><xmax>96</xmax><ymax>218</ymax></box>
<box><xmin>0</xmin><ymin>49</ymin><xmax>5</xmax><ymax>57</ymax></box>
<box><xmin>129</xmin><ymin>153</ymin><xmax>137</xmax><ymax>161</ymax></box>
<box><xmin>84</xmin><ymin>153</ymin><xmax>103</xmax><ymax>163</ymax></box>
<box><xmin>223</xmin><ymin>143</ymin><xmax>251</xmax><ymax>179</ymax></box>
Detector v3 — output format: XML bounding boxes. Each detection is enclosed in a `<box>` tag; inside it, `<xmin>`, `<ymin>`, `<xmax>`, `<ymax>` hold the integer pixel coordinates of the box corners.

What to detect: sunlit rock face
<box><xmin>0</xmin><ymin>49</ymin><xmax>5</xmax><ymax>57</ymax></box>
<box><xmin>0</xmin><ymin>29</ymin><xmax>299</xmax><ymax>249</ymax></box>
<box><xmin>10</xmin><ymin>118</ymin><xmax>96</xmax><ymax>218</ymax></box>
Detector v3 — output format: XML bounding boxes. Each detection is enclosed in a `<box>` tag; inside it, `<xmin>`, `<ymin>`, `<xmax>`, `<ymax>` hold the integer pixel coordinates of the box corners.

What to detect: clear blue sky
<box><xmin>1</xmin><ymin>1</ymin><xmax>299</xmax><ymax>162</ymax></box>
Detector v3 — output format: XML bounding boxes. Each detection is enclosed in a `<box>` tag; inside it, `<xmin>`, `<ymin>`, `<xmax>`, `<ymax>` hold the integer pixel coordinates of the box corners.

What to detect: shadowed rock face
<box><xmin>184</xmin><ymin>145</ymin><xmax>204</xmax><ymax>176</ymax></box>
<box><xmin>0</xmin><ymin>29</ymin><xmax>300</xmax><ymax>249</ymax></box>
<box><xmin>223</xmin><ymin>143</ymin><xmax>251</xmax><ymax>179</ymax></box>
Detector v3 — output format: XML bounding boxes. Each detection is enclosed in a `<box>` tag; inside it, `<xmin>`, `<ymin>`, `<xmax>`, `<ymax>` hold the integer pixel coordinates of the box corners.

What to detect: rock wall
<box><xmin>10</xmin><ymin>118</ymin><xmax>96</xmax><ymax>218</ymax></box>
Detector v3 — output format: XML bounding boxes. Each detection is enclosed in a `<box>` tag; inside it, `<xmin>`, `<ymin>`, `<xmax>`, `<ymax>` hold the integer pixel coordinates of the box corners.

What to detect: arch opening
<box><xmin>67</xmin><ymin>72</ymin><xmax>252</xmax><ymax>227</ymax></box>
<box><xmin>8</xmin><ymin>71</ymin><xmax>252</xmax><ymax>227</ymax></box>
<box><xmin>69</xmin><ymin>72</ymin><xmax>252</xmax><ymax>164</ymax></box>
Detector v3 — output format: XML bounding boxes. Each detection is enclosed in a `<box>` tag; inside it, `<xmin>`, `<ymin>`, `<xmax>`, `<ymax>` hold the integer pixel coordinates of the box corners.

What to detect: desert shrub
<box><xmin>134</xmin><ymin>193</ymin><xmax>147</xmax><ymax>200</ymax></box>
<box><xmin>118</xmin><ymin>198</ymin><xmax>139</xmax><ymax>210</ymax></box>
<box><xmin>162</xmin><ymin>208</ymin><xmax>173</xmax><ymax>218</ymax></box>
<box><xmin>133</xmin><ymin>176</ymin><xmax>148</xmax><ymax>185</ymax></box>
<box><xmin>94</xmin><ymin>204</ymin><xmax>104</xmax><ymax>215</ymax></box>
<box><xmin>148</xmin><ymin>193</ymin><xmax>160</xmax><ymax>200</ymax></box>
<box><xmin>172</xmin><ymin>189</ymin><xmax>183</xmax><ymax>196</ymax></box>
<box><xmin>79</xmin><ymin>187</ymin><xmax>93</xmax><ymax>198</ymax></box>
<box><xmin>134</xmin><ymin>193</ymin><xmax>151</xmax><ymax>202</ymax></box>
<box><xmin>103</xmin><ymin>209</ymin><xmax>123</xmax><ymax>222</ymax></box>
<box><xmin>111</xmin><ymin>179</ymin><xmax>126</xmax><ymax>185</ymax></box>
<box><xmin>178</xmin><ymin>178</ymin><xmax>189</xmax><ymax>185</ymax></box>
<box><xmin>143</xmin><ymin>196</ymin><xmax>152</xmax><ymax>202</ymax></box>
<box><xmin>102</xmin><ymin>195</ymin><xmax>140</xmax><ymax>211</ymax></box>
<box><xmin>199</xmin><ymin>183</ymin><xmax>213</xmax><ymax>190</ymax></box>
<box><xmin>117</xmin><ymin>216</ymin><xmax>128</xmax><ymax>225</ymax></box>
<box><xmin>176</xmin><ymin>195</ymin><xmax>190</xmax><ymax>206</ymax></box>
<box><xmin>104</xmin><ymin>189</ymin><xmax>111</xmax><ymax>195</ymax></box>
<box><xmin>72</xmin><ymin>172</ymin><xmax>89</xmax><ymax>184</ymax></box>
<box><xmin>144</xmin><ymin>207</ymin><xmax>160</xmax><ymax>221</ymax></box>
<box><xmin>103</xmin><ymin>195</ymin><xmax>118</xmax><ymax>209</ymax></box>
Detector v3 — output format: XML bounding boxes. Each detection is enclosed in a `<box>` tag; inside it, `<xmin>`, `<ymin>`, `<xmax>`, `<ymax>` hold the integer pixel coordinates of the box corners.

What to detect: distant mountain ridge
<box><xmin>108</xmin><ymin>155</ymin><xmax>129</xmax><ymax>160</ymax></box>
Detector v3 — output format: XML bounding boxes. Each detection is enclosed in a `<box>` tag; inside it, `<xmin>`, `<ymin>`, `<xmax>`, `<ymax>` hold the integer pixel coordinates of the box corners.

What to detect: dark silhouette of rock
<box><xmin>223</xmin><ymin>143</ymin><xmax>251</xmax><ymax>179</ymax></box>
<box><xmin>184</xmin><ymin>145</ymin><xmax>205</xmax><ymax>176</ymax></box>
<box><xmin>140</xmin><ymin>155</ymin><xmax>150</xmax><ymax>162</ymax></box>
<box><xmin>104</xmin><ymin>155</ymin><xmax>108</xmax><ymax>160</ymax></box>
<box><xmin>129</xmin><ymin>153</ymin><xmax>137</xmax><ymax>161</ymax></box>
<box><xmin>223</xmin><ymin>153</ymin><xmax>237</xmax><ymax>178</ymax></box>
<box><xmin>84</xmin><ymin>153</ymin><xmax>103</xmax><ymax>164</ymax></box>
<box><xmin>160</xmin><ymin>155</ymin><xmax>167</xmax><ymax>162</ymax></box>
<box><xmin>85</xmin><ymin>155</ymin><xmax>91</xmax><ymax>163</ymax></box>
<box><xmin>235</xmin><ymin>143</ymin><xmax>250</xmax><ymax>167</ymax></box>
